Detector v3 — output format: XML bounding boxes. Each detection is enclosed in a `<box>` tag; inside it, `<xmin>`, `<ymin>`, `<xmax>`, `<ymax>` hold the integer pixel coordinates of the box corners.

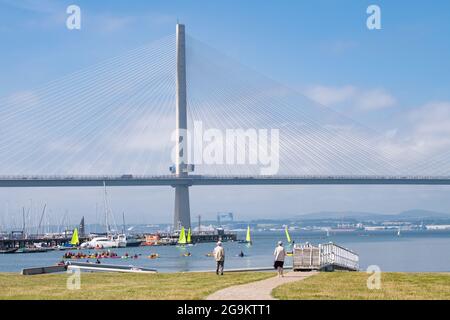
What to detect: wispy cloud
<box><xmin>356</xmin><ymin>88</ymin><xmax>396</xmax><ymax>111</ymax></box>
<box><xmin>84</xmin><ymin>10</ymin><xmax>176</xmax><ymax>33</ymax></box>
<box><xmin>5</xmin><ymin>90</ymin><xmax>40</xmax><ymax>106</ymax></box>
<box><xmin>89</xmin><ymin>14</ymin><xmax>136</xmax><ymax>33</ymax></box>
<box><xmin>324</xmin><ymin>40</ymin><xmax>358</xmax><ymax>55</ymax></box>
<box><xmin>304</xmin><ymin>85</ymin><xmax>396</xmax><ymax>111</ymax></box>
<box><xmin>368</xmin><ymin>100</ymin><xmax>450</xmax><ymax>174</ymax></box>
<box><xmin>0</xmin><ymin>2</ymin><xmax>175</xmax><ymax>34</ymax></box>
<box><xmin>408</xmin><ymin>101</ymin><xmax>450</xmax><ymax>153</ymax></box>
<box><xmin>304</xmin><ymin>85</ymin><xmax>356</xmax><ymax>106</ymax></box>
<box><xmin>0</xmin><ymin>0</ymin><xmax>60</xmax><ymax>13</ymax></box>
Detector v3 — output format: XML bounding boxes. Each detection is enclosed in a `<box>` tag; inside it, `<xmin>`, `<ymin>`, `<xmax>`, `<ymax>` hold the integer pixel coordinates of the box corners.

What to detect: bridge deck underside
<box><xmin>1</xmin><ymin>176</ymin><xmax>450</xmax><ymax>187</ymax></box>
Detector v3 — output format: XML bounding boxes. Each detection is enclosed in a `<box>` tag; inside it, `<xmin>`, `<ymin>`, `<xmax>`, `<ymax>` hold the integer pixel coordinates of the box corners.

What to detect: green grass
<box><xmin>272</xmin><ymin>272</ymin><xmax>450</xmax><ymax>300</ymax></box>
<box><xmin>0</xmin><ymin>272</ymin><xmax>273</xmax><ymax>300</ymax></box>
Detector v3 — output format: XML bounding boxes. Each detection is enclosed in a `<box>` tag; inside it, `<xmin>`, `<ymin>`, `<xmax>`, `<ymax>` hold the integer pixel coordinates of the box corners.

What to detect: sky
<box><xmin>1</xmin><ymin>0</ymin><xmax>450</xmax><ymax>226</ymax></box>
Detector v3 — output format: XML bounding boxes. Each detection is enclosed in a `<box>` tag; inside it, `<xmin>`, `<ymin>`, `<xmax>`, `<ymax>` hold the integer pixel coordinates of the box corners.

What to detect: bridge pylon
<box><xmin>172</xmin><ymin>23</ymin><xmax>192</xmax><ymax>230</ymax></box>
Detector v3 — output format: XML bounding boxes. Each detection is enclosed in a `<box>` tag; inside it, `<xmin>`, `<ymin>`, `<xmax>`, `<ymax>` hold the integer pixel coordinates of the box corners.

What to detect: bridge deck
<box><xmin>1</xmin><ymin>175</ymin><xmax>450</xmax><ymax>187</ymax></box>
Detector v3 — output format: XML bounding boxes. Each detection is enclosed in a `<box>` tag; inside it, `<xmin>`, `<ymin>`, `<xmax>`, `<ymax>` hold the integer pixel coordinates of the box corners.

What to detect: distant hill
<box><xmin>294</xmin><ymin>209</ymin><xmax>450</xmax><ymax>221</ymax></box>
<box><xmin>294</xmin><ymin>211</ymin><xmax>387</xmax><ymax>221</ymax></box>
<box><xmin>397</xmin><ymin>209</ymin><xmax>450</xmax><ymax>219</ymax></box>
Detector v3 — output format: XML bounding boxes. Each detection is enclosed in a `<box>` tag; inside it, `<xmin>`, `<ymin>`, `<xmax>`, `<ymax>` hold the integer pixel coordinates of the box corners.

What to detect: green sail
<box><xmin>178</xmin><ymin>227</ymin><xmax>187</xmax><ymax>245</ymax></box>
<box><xmin>285</xmin><ymin>226</ymin><xmax>292</xmax><ymax>243</ymax></box>
<box><xmin>246</xmin><ymin>225</ymin><xmax>251</xmax><ymax>242</ymax></box>
<box><xmin>187</xmin><ymin>228</ymin><xmax>192</xmax><ymax>243</ymax></box>
<box><xmin>70</xmin><ymin>228</ymin><xmax>79</xmax><ymax>246</ymax></box>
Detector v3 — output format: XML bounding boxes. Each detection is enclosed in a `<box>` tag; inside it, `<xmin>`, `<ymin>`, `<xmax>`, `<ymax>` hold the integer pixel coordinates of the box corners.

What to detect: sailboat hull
<box><xmin>125</xmin><ymin>240</ymin><xmax>142</xmax><ymax>247</ymax></box>
<box><xmin>0</xmin><ymin>248</ymin><xmax>19</xmax><ymax>254</ymax></box>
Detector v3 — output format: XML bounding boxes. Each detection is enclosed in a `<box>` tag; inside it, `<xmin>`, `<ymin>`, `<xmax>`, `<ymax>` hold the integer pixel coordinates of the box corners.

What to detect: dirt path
<box><xmin>205</xmin><ymin>271</ymin><xmax>316</xmax><ymax>300</ymax></box>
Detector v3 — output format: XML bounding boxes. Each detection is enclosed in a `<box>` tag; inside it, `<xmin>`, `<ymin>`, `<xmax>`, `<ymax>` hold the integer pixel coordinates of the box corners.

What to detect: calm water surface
<box><xmin>0</xmin><ymin>230</ymin><xmax>449</xmax><ymax>272</ymax></box>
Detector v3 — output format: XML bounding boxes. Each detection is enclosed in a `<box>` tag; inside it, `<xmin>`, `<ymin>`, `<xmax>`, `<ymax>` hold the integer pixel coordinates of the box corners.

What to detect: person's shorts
<box><xmin>274</xmin><ymin>260</ymin><xmax>284</xmax><ymax>269</ymax></box>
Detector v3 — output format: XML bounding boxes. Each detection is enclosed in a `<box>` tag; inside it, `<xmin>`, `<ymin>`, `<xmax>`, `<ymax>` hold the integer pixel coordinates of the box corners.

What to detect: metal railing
<box><xmin>293</xmin><ymin>242</ymin><xmax>359</xmax><ymax>271</ymax></box>
<box><xmin>0</xmin><ymin>174</ymin><xmax>450</xmax><ymax>181</ymax></box>
<box><xmin>318</xmin><ymin>242</ymin><xmax>359</xmax><ymax>271</ymax></box>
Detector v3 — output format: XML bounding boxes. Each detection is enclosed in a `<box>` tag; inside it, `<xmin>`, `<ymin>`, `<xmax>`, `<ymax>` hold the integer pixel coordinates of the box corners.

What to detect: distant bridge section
<box><xmin>1</xmin><ymin>175</ymin><xmax>450</xmax><ymax>187</ymax></box>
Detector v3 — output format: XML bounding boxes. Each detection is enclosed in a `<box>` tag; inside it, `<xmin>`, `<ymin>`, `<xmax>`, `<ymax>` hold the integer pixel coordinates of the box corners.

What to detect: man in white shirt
<box><xmin>273</xmin><ymin>241</ymin><xmax>286</xmax><ymax>277</ymax></box>
<box><xmin>213</xmin><ymin>241</ymin><xmax>225</xmax><ymax>275</ymax></box>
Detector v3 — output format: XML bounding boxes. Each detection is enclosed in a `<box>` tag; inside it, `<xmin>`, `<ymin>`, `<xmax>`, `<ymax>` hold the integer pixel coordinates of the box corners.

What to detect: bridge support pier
<box><xmin>172</xmin><ymin>23</ymin><xmax>191</xmax><ymax>230</ymax></box>
<box><xmin>174</xmin><ymin>185</ymin><xmax>191</xmax><ymax>229</ymax></box>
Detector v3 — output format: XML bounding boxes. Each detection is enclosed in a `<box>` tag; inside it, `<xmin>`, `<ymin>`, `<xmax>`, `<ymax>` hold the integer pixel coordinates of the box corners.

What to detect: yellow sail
<box><xmin>246</xmin><ymin>225</ymin><xmax>251</xmax><ymax>243</ymax></box>
<box><xmin>187</xmin><ymin>228</ymin><xmax>192</xmax><ymax>243</ymax></box>
<box><xmin>178</xmin><ymin>227</ymin><xmax>187</xmax><ymax>245</ymax></box>
<box><xmin>285</xmin><ymin>226</ymin><xmax>292</xmax><ymax>243</ymax></box>
<box><xmin>70</xmin><ymin>228</ymin><xmax>79</xmax><ymax>246</ymax></box>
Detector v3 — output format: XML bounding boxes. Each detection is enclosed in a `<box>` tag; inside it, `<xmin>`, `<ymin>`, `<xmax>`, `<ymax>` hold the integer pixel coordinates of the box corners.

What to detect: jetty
<box><xmin>0</xmin><ymin>236</ymin><xmax>89</xmax><ymax>251</ymax></box>
<box><xmin>21</xmin><ymin>265</ymin><xmax>67</xmax><ymax>275</ymax></box>
<box><xmin>293</xmin><ymin>242</ymin><xmax>359</xmax><ymax>272</ymax></box>
<box><xmin>21</xmin><ymin>262</ymin><xmax>156</xmax><ymax>275</ymax></box>
<box><xmin>66</xmin><ymin>261</ymin><xmax>157</xmax><ymax>273</ymax></box>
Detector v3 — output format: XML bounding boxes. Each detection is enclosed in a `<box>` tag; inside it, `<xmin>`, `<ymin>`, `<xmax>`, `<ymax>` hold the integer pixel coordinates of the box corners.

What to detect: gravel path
<box><xmin>205</xmin><ymin>271</ymin><xmax>316</xmax><ymax>300</ymax></box>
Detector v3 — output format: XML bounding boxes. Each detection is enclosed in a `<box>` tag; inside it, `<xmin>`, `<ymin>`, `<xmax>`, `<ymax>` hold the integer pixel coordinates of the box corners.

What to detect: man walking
<box><xmin>213</xmin><ymin>241</ymin><xmax>225</xmax><ymax>275</ymax></box>
<box><xmin>274</xmin><ymin>241</ymin><xmax>286</xmax><ymax>277</ymax></box>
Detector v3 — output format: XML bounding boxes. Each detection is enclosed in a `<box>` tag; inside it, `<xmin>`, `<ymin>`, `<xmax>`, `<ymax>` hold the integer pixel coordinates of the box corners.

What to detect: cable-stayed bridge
<box><xmin>1</xmin><ymin>24</ymin><xmax>449</xmax><ymax>228</ymax></box>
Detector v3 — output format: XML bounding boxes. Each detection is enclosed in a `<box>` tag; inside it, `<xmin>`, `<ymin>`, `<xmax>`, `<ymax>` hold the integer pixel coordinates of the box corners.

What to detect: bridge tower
<box><xmin>173</xmin><ymin>23</ymin><xmax>192</xmax><ymax>229</ymax></box>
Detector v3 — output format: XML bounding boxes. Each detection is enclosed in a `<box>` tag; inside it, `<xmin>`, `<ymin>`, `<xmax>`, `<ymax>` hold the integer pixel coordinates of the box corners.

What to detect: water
<box><xmin>0</xmin><ymin>230</ymin><xmax>449</xmax><ymax>272</ymax></box>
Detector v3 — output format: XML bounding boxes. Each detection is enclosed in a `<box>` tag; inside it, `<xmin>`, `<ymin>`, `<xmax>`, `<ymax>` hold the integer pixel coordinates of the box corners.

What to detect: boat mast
<box><xmin>95</xmin><ymin>202</ymin><xmax>98</xmax><ymax>233</ymax></box>
<box><xmin>103</xmin><ymin>181</ymin><xmax>110</xmax><ymax>235</ymax></box>
<box><xmin>37</xmin><ymin>204</ymin><xmax>47</xmax><ymax>236</ymax></box>
<box><xmin>122</xmin><ymin>212</ymin><xmax>125</xmax><ymax>234</ymax></box>
<box><xmin>22</xmin><ymin>207</ymin><xmax>25</xmax><ymax>236</ymax></box>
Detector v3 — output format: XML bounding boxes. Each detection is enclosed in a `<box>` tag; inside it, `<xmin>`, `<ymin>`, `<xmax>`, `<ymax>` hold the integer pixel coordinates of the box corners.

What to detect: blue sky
<box><xmin>2</xmin><ymin>0</ymin><xmax>450</xmax><ymax>106</ymax></box>
<box><xmin>1</xmin><ymin>0</ymin><xmax>450</xmax><ymax>226</ymax></box>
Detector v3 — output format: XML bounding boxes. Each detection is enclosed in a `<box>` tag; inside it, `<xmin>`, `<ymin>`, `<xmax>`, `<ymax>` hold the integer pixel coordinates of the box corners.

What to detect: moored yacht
<box><xmin>113</xmin><ymin>234</ymin><xmax>127</xmax><ymax>248</ymax></box>
<box><xmin>124</xmin><ymin>235</ymin><xmax>142</xmax><ymax>247</ymax></box>
<box><xmin>80</xmin><ymin>236</ymin><xmax>119</xmax><ymax>249</ymax></box>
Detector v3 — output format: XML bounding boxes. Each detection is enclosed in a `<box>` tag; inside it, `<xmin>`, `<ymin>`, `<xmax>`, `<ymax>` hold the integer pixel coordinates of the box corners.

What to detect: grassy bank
<box><xmin>272</xmin><ymin>272</ymin><xmax>450</xmax><ymax>300</ymax></box>
<box><xmin>0</xmin><ymin>272</ymin><xmax>273</xmax><ymax>300</ymax></box>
